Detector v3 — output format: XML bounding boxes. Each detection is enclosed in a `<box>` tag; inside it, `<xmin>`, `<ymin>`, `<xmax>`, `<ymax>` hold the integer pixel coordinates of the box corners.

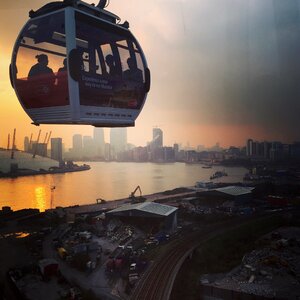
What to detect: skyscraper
<box><xmin>110</xmin><ymin>128</ymin><xmax>127</xmax><ymax>158</ymax></box>
<box><xmin>72</xmin><ymin>134</ymin><xmax>83</xmax><ymax>158</ymax></box>
<box><xmin>83</xmin><ymin>135</ymin><xmax>95</xmax><ymax>157</ymax></box>
<box><xmin>152</xmin><ymin>127</ymin><xmax>163</xmax><ymax>149</ymax></box>
<box><xmin>246</xmin><ymin>139</ymin><xmax>253</xmax><ymax>157</ymax></box>
<box><xmin>93</xmin><ymin>128</ymin><xmax>105</xmax><ymax>157</ymax></box>
<box><xmin>51</xmin><ymin>138</ymin><xmax>63</xmax><ymax>162</ymax></box>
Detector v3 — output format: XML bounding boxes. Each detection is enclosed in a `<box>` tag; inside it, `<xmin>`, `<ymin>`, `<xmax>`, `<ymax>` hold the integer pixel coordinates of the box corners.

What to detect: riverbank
<box><xmin>0</xmin><ymin>163</ymin><xmax>90</xmax><ymax>178</ymax></box>
<box><xmin>2</xmin><ymin>181</ymin><xmax>300</xmax><ymax>300</ymax></box>
<box><xmin>0</xmin><ymin>162</ymin><xmax>248</xmax><ymax>211</ymax></box>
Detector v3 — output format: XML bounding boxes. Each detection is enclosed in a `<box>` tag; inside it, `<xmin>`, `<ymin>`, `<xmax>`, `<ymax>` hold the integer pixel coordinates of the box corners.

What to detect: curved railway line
<box><xmin>130</xmin><ymin>213</ymin><xmax>283</xmax><ymax>300</ymax></box>
<box><xmin>131</xmin><ymin>224</ymin><xmax>228</xmax><ymax>300</ymax></box>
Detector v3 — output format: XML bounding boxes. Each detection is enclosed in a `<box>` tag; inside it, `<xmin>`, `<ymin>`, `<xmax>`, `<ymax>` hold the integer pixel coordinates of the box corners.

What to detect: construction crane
<box><xmin>43</xmin><ymin>132</ymin><xmax>48</xmax><ymax>144</ymax></box>
<box><xmin>45</xmin><ymin>131</ymin><xmax>52</xmax><ymax>158</ymax></box>
<box><xmin>46</xmin><ymin>131</ymin><xmax>52</xmax><ymax>145</ymax></box>
<box><xmin>7</xmin><ymin>134</ymin><xmax>10</xmax><ymax>150</ymax></box>
<box><xmin>32</xmin><ymin>129</ymin><xmax>41</xmax><ymax>158</ymax></box>
<box><xmin>129</xmin><ymin>186</ymin><xmax>146</xmax><ymax>204</ymax></box>
<box><xmin>29</xmin><ymin>133</ymin><xmax>33</xmax><ymax>153</ymax></box>
<box><xmin>11</xmin><ymin>129</ymin><xmax>16</xmax><ymax>159</ymax></box>
<box><xmin>41</xmin><ymin>132</ymin><xmax>51</xmax><ymax>157</ymax></box>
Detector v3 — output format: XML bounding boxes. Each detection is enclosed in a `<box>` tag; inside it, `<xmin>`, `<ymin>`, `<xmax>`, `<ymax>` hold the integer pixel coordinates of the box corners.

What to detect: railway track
<box><xmin>130</xmin><ymin>213</ymin><xmax>281</xmax><ymax>300</ymax></box>
<box><xmin>131</xmin><ymin>226</ymin><xmax>222</xmax><ymax>300</ymax></box>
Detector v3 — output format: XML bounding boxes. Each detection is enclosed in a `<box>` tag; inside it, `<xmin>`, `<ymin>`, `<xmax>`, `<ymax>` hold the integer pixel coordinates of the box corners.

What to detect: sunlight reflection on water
<box><xmin>0</xmin><ymin>162</ymin><xmax>247</xmax><ymax>211</ymax></box>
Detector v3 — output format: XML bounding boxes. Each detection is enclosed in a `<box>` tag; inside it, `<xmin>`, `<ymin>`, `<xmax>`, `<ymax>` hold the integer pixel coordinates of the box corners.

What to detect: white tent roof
<box><xmin>107</xmin><ymin>202</ymin><xmax>177</xmax><ymax>217</ymax></box>
<box><xmin>215</xmin><ymin>186</ymin><xmax>254</xmax><ymax>196</ymax></box>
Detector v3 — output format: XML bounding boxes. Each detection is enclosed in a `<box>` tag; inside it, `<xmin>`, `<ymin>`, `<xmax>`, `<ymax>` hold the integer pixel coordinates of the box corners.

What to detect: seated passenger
<box><xmin>57</xmin><ymin>58</ymin><xmax>67</xmax><ymax>74</ymax></box>
<box><xmin>57</xmin><ymin>58</ymin><xmax>67</xmax><ymax>85</ymax></box>
<box><xmin>123</xmin><ymin>57</ymin><xmax>143</xmax><ymax>82</ymax></box>
<box><xmin>105</xmin><ymin>54</ymin><xmax>121</xmax><ymax>78</ymax></box>
<box><xmin>55</xmin><ymin>58</ymin><xmax>69</xmax><ymax>105</ymax></box>
<box><xmin>28</xmin><ymin>54</ymin><xmax>55</xmax><ymax>85</ymax></box>
<box><xmin>26</xmin><ymin>54</ymin><xmax>56</xmax><ymax>106</ymax></box>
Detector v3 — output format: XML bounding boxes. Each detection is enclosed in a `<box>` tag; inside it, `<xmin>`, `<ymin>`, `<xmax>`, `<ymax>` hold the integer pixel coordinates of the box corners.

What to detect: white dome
<box><xmin>0</xmin><ymin>149</ymin><xmax>59</xmax><ymax>174</ymax></box>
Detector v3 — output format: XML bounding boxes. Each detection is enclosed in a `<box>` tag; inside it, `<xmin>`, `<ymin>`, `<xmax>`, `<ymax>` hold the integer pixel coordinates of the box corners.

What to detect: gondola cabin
<box><xmin>10</xmin><ymin>0</ymin><xmax>150</xmax><ymax>127</ymax></box>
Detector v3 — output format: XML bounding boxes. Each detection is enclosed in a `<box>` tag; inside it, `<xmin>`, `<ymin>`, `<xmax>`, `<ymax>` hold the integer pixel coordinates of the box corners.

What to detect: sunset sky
<box><xmin>1</xmin><ymin>0</ymin><xmax>300</xmax><ymax>149</ymax></box>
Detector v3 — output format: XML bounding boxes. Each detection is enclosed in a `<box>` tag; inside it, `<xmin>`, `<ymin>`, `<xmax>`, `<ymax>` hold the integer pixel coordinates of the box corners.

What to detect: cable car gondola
<box><xmin>10</xmin><ymin>0</ymin><xmax>150</xmax><ymax>127</ymax></box>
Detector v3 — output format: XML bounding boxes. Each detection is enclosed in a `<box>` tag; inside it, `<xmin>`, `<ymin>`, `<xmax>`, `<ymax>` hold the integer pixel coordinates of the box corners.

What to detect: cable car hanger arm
<box><xmin>29</xmin><ymin>0</ymin><xmax>120</xmax><ymax>24</ymax></box>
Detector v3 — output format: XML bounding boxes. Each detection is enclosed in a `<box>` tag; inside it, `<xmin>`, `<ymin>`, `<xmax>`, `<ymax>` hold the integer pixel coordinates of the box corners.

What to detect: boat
<box><xmin>210</xmin><ymin>170</ymin><xmax>228</xmax><ymax>180</ymax></box>
<box><xmin>202</xmin><ymin>164</ymin><xmax>212</xmax><ymax>169</ymax></box>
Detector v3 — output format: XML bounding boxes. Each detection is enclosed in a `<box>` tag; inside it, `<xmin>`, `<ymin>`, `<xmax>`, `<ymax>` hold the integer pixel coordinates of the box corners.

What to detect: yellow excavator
<box><xmin>129</xmin><ymin>186</ymin><xmax>146</xmax><ymax>204</ymax></box>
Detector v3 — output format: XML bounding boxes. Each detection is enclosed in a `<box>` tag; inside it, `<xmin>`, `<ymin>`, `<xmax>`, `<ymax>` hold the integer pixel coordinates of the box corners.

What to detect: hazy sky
<box><xmin>1</xmin><ymin>0</ymin><xmax>300</xmax><ymax>149</ymax></box>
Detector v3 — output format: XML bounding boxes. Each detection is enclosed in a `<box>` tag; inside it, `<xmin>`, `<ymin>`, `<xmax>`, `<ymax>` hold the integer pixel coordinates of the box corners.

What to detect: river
<box><xmin>0</xmin><ymin>162</ymin><xmax>247</xmax><ymax>211</ymax></box>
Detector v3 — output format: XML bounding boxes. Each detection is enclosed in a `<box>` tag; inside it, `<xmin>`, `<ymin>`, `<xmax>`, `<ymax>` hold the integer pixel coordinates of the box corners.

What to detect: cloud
<box><xmin>164</xmin><ymin>0</ymin><xmax>300</xmax><ymax>141</ymax></box>
<box><xmin>1</xmin><ymin>0</ymin><xmax>300</xmax><ymax>147</ymax></box>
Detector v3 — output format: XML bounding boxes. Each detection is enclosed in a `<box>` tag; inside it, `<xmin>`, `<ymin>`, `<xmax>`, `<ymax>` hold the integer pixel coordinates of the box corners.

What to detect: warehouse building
<box><xmin>106</xmin><ymin>202</ymin><xmax>178</xmax><ymax>233</ymax></box>
<box><xmin>197</xmin><ymin>186</ymin><xmax>254</xmax><ymax>207</ymax></box>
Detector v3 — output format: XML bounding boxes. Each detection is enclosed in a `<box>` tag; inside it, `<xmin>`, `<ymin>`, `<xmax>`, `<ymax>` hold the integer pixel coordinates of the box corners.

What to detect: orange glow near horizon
<box><xmin>0</xmin><ymin>1</ymin><xmax>298</xmax><ymax>150</ymax></box>
<box><xmin>164</xmin><ymin>123</ymin><xmax>268</xmax><ymax>148</ymax></box>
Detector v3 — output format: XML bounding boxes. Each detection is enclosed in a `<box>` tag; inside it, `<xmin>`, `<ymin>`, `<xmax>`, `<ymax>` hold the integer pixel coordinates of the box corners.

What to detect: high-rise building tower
<box><xmin>83</xmin><ymin>135</ymin><xmax>95</xmax><ymax>157</ymax></box>
<box><xmin>51</xmin><ymin>138</ymin><xmax>63</xmax><ymax>162</ymax></box>
<box><xmin>72</xmin><ymin>134</ymin><xmax>83</xmax><ymax>157</ymax></box>
<box><xmin>93</xmin><ymin>128</ymin><xmax>105</xmax><ymax>157</ymax></box>
<box><xmin>246</xmin><ymin>139</ymin><xmax>253</xmax><ymax>157</ymax></box>
<box><xmin>152</xmin><ymin>127</ymin><xmax>163</xmax><ymax>149</ymax></box>
<box><xmin>110</xmin><ymin>128</ymin><xmax>127</xmax><ymax>158</ymax></box>
<box><xmin>263</xmin><ymin>141</ymin><xmax>272</xmax><ymax>159</ymax></box>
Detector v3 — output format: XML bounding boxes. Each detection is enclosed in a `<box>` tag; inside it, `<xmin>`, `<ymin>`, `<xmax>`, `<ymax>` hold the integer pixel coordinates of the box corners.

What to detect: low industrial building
<box><xmin>106</xmin><ymin>202</ymin><xmax>178</xmax><ymax>233</ymax></box>
<box><xmin>197</xmin><ymin>186</ymin><xmax>254</xmax><ymax>207</ymax></box>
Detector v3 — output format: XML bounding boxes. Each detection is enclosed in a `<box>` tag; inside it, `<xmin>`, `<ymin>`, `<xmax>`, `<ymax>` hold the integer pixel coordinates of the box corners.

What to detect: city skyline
<box><xmin>3</xmin><ymin>125</ymin><xmax>300</xmax><ymax>155</ymax></box>
<box><xmin>1</xmin><ymin>127</ymin><xmax>228</xmax><ymax>151</ymax></box>
<box><xmin>1</xmin><ymin>1</ymin><xmax>300</xmax><ymax>149</ymax></box>
<box><xmin>8</xmin><ymin>125</ymin><xmax>300</xmax><ymax>158</ymax></box>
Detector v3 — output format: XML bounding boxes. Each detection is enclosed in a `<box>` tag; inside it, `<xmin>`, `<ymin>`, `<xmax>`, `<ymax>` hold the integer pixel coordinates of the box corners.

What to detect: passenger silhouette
<box><xmin>57</xmin><ymin>58</ymin><xmax>67</xmax><ymax>74</ymax></box>
<box><xmin>26</xmin><ymin>54</ymin><xmax>56</xmax><ymax>107</ymax></box>
<box><xmin>57</xmin><ymin>58</ymin><xmax>67</xmax><ymax>84</ymax></box>
<box><xmin>28</xmin><ymin>54</ymin><xmax>55</xmax><ymax>84</ymax></box>
<box><xmin>56</xmin><ymin>58</ymin><xmax>69</xmax><ymax>105</ymax></box>
<box><xmin>123</xmin><ymin>57</ymin><xmax>143</xmax><ymax>82</ymax></box>
<box><xmin>105</xmin><ymin>54</ymin><xmax>120</xmax><ymax>77</ymax></box>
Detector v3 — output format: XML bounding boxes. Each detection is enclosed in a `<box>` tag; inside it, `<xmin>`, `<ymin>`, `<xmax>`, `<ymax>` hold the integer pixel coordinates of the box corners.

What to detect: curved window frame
<box><xmin>74</xmin><ymin>11</ymin><xmax>148</xmax><ymax>110</ymax></box>
<box><xmin>12</xmin><ymin>10</ymin><xmax>69</xmax><ymax>109</ymax></box>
